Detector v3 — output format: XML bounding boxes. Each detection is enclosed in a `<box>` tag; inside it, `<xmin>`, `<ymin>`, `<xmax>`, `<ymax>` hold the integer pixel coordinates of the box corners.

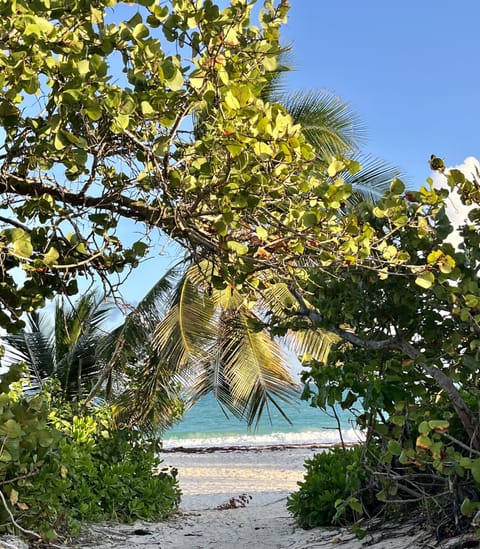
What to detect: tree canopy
<box><xmin>0</xmin><ymin>0</ymin><xmax>406</xmax><ymax>330</ymax></box>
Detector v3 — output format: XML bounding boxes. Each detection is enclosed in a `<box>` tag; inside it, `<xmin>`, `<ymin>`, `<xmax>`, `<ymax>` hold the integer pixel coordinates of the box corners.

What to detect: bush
<box><xmin>0</xmin><ymin>372</ymin><xmax>180</xmax><ymax>542</ymax></box>
<box><xmin>56</xmin><ymin>413</ymin><xmax>181</xmax><ymax>524</ymax></box>
<box><xmin>287</xmin><ymin>445</ymin><xmax>365</xmax><ymax>528</ymax></box>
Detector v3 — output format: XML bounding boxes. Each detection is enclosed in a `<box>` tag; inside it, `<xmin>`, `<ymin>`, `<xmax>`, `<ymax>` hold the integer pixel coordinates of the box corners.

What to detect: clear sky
<box><xmin>281</xmin><ymin>1</ymin><xmax>480</xmax><ymax>186</ymax></box>
<box><xmin>120</xmin><ymin>0</ymin><xmax>480</xmax><ymax>303</ymax></box>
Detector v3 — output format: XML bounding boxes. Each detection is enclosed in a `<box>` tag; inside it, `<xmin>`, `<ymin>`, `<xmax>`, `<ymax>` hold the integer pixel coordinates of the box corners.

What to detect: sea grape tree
<box><xmin>0</xmin><ymin>0</ymin><xmax>443</xmax><ymax>331</ymax></box>
<box><xmin>292</xmin><ymin>165</ymin><xmax>480</xmax><ymax>529</ymax></box>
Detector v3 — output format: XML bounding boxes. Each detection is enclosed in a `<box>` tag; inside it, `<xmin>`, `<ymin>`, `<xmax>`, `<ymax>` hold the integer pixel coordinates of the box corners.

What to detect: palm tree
<box><xmin>2</xmin><ymin>291</ymin><xmax>112</xmax><ymax>403</ymax></box>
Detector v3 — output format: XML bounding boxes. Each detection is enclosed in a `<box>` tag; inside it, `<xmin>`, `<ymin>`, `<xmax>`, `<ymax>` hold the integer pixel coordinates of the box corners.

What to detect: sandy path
<box><xmin>72</xmin><ymin>446</ymin><xmax>474</xmax><ymax>548</ymax></box>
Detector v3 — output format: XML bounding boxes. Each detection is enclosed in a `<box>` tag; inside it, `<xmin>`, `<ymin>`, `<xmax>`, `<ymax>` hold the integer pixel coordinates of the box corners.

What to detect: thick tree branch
<box><xmin>0</xmin><ymin>173</ymin><xmax>224</xmax><ymax>258</ymax></box>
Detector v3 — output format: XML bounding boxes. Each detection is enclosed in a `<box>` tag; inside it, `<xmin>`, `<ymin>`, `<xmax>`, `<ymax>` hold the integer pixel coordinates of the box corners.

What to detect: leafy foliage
<box><xmin>0</xmin><ymin>369</ymin><xmax>179</xmax><ymax>542</ymax></box>
<box><xmin>53</xmin><ymin>408</ymin><xmax>181</xmax><ymax>525</ymax></box>
<box><xmin>287</xmin><ymin>446</ymin><xmax>366</xmax><ymax>528</ymax></box>
<box><xmin>293</xmin><ymin>166</ymin><xmax>480</xmax><ymax>536</ymax></box>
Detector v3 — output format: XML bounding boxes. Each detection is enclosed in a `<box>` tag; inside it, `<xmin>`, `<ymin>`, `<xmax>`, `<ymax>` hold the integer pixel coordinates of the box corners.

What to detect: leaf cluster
<box><xmin>0</xmin><ymin>368</ymin><xmax>180</xmax><ymax>542</ymax></box>
<box><xmin>287</xmin><ymin>445</ymin><xmax>366</xmax><ymax>529</ymax></box>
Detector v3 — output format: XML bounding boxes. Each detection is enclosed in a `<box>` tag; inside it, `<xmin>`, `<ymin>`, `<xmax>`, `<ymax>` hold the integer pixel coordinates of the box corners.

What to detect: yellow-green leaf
<box><xmin>253</xmin><ymin>142</ymin><xmax>273</xmax><ymax>158</ymax></box>
<box><xmin>43</xmin><ymin>247</ymin><xmax>59</xmax><ymax>266</ymax></box>
<box><xmin>224</xmin><ymin>90</ymin><xmax>240</xmax><ymax>110</ymax></box>
<box><xmin>328</xmin><ymin>159</ymin><xmax>345</xmax><ymax>177</ymax></box>
<box><xmin>166</xmin><ymin>68</ymin><xmax>184</xmax><ymax>91</ymax></box>
<box><xmin>390</xmin><ymin>178</ymin><xmax>405</xmax><ymax>194</ymax></box>
<box><xmin>415</xmin><ymin>271</ymin><xmax>434</xmax><ymax>289</ymax></box>
<box><xmin>140</xmin><ymin>101</ymin><xmax>155</xmax><ymax>115</ymax></box>
<box><xmin>256</xmin><ymin>226</ymin><xmax>269</xmax><ymax>241</ymax></box>
<box><xmin>9</xmin><ymin>489</ymin><xmax>18</xmax><ymax>506</ymax></box>
<box><xmin>226</xmin><ymin>241</ymin><xmax>249</xmax><ymax>255</ymax></box>
<box><xmin>11</xmin><ymin>229</ymin><xmax>33</xmax><ymax>258</ymax></box>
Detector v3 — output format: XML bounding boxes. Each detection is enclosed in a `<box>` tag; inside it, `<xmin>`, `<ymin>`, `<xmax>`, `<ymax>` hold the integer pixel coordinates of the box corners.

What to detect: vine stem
<box><xmin>331</xmin><ymin>405</ymin><xmax>346</xmax><ymax>451</ymax></box>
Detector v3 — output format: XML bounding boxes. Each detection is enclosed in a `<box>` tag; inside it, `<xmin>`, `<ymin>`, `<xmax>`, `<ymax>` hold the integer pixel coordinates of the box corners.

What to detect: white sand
<box><xmin>73</xmin><ymin>446</ymin><xmax>476</xmax><ymax>548</ymax></box>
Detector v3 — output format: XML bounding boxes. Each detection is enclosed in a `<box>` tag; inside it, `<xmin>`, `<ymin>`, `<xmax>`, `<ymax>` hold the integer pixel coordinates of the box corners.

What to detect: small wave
<box><xmin>162</xmin><ymin>427</ymin><xmax>364</xmax><ymax>450</ymax></box>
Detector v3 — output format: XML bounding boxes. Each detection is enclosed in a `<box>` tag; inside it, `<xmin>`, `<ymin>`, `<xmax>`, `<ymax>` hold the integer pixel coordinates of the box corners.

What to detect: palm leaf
<box><xmin>278</xmin><ymin>89</ymin><xmax>364</xmax><ymax>158</ymax></box>
<box><xmin>346</xmin><ymin>155</ymin><xmax>402</xmax><ymax>206</ymax></box>
<box><xmin>112</xmin><ymin>352</ymin><xmax>185</xmax><ymax>431</ymax></box>
<box><xmin>284</xmin><ymin>328</ymin><xmax>338</xmax><ymax>366</ymax></box>
<box><xmin>2</xmin><ymin>311</ymin><xmax>55</xmax><ymax>389</ymax></box>
<box><xmin>152</xmin><ymin>263</ymin><xmax>218</xmax><ymax>368</ymax></box>
<box><xmin>186</xmin><ymin>307</ymin><xmax>299</xmax><ymax>427</ymax></box>
<box><xmin>102</xmin><ymin>262</ymin><xmax>184</xmax><ymax>362</ymax></box>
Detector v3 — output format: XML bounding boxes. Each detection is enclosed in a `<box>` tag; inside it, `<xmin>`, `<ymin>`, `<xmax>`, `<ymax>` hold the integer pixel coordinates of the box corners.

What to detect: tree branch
<box><xmin>289</xmin><ymin>288</ymin><xmax>480</xmax><ymax>449</ymax></box>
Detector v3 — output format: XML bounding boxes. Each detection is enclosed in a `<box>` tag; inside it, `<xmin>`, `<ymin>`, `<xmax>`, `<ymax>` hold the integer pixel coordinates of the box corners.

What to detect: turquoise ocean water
<box><xmin>162</xmin><ymin>392</ymin><xmax>363</xmax><ymax>450</ymax></box>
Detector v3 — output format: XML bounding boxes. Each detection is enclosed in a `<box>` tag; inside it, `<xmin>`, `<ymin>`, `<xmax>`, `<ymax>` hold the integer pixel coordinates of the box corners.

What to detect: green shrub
<box><xmin>56</xmin><ymin>415</ymin><xmax>181</xmax><ymax>524</ymax></box>
<box><xmin>287</xmin><ymin>445</ymin><xmax>365</xmax><ymax>528</ymax></box>
<box><xmin>0</xmin><ymin>371</ymin><xmax>180</xmax><ymax>542</ymax></box>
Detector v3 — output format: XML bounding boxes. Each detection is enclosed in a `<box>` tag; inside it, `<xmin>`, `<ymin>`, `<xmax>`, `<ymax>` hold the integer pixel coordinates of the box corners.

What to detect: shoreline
<box><xmin>160</xmin><ymin>440</ymin><xmax>358</xmax><ymax>453</ymax></box>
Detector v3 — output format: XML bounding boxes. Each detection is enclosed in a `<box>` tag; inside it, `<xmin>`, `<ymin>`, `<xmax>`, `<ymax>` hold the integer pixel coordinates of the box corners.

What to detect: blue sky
<box><xmin>120</xmin><ymin>1</ymin><xmax>480</xmax><ymax>303</ymax></box>
<box><xmin>280</xmin><ymin>1</ymin><xmax>480</xmax><ymax>185</ymax></box>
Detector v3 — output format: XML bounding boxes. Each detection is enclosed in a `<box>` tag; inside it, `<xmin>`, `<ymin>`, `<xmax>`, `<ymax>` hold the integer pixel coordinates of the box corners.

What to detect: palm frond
<box><xmin>103</xmin><ymin>262</ymin><xmax>185</xmax><ymax>362</ymax></box>
<box><xmin>284</xmin><ymin>328</ymin><xmax>339</xmax><ymax>365</ymax></box>
<box><xmin>186</xmin><ymin>307</ymin><xmax>299</xmax><ymax>427</ymax></box>
<box><xmin>345</xmin><ymin>155</ymin><xmax>402</xmax><ymax>205</ymax></box>
<box><xmin>112</xmin><ymin>353</ymin><xmax>185</xmax><ymax>431</ymax></box>
<box><xmin>279</xmin><ymin>89</ymin><xmax>365</xmax><ymax>158</ymax></box>
<box><xmin>152</xmin><ymin>271</ymin><xmax>217</xmax><ymax>370</ymax></box>
<box><xmin>2</xmin><ymin>318</ymin><xmax>55</xmax><ymax>389</ymax></box>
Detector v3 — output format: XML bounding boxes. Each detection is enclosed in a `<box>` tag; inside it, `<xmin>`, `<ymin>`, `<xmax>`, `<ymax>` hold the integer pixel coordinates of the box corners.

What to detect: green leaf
<box><xmin>43</xmin><ymin>247</ymin><xmax>59</xmax><ymax>265</ymax></box>
<box><xmin>11</xmin><ymin>229</ymin><xmax>33</xmax><ymax>258</ymax></box>
<box><xmin>0</xmin><ymin>419</ymin><xmax>24</xmax><ymax>438</ymax></box>
<box><xmin>418</xmin><ymin>421</ymin><xmax>430</xmax><ymax>435</ymax></box>
<box><xmin>471</xmin><ymin>459</ymin><xmax>480</xmax><ymax>483</ymax></box>
<box><xmin>415</xmin><ymin>271</ymin><xmax>434</xmax><ymax>289</ymax></box>
<box><xmin>262</xmin><ymin>56</ymin><xmax>278</xmax><ymax>71</ymax></box>
<box><xmin>111</xmin><ymin>114</ymin><xmax>130</xmax><ymax>133</ymax></box>
<box><xmin>461</xmin><ymin>497</ymin><xmax>478</xmax><ymax>517</ymax></box>
<box><xmin>226</xmin><ymin>241</ymin><xmax>249</xmax><ymax>255</ymax></box>
<box><xmin>428</xmin><ymin>419</ymin><xmax>449</xmax><ymax>433</ymax></box>
<box><xmin>390</xmin><ymin>178</ymin><xmax>405</xmax><ymax>194</ymax></box>
<box><xmin>390</xmin><ymin>415</ymin><xmax>406</xmax><ymax>426</ymax></box>
<box><xmin>140</xmin><ymin>101</ymin><xmax>155</xmax><ymax>115</ymax></box>
<box><xmin>189</xmin><ymin>75</ymin><xmax>205</xmax><ymax>89</ymax></box>
<box><xmin>256</xmin><ymin>227</ymin><xmax>269</xmax><ymax>241</ymax></box>
<box><xmin>347</xmin><ymin>497</ymin><xmax>363</xmax><ymax>513</ymax></box>
<box><xmin>302</xmin><ymin>211</ymin><xmax>317</xmax><ymax>228</ymax></box>
<box><xmin>253</xmin><ymin>142</ymin><xmax>273</xmax><ymax>157</ymax></box>
<box><xmin>84</xmin><ymin>103</ymin><xmax>102</xmax><ymax>121</ymax></box>
<box><xmin>54</xmin><ymin>131</ymin><xmax>69</xmax><ymax>150</ymax></box>
<box><xmin>0</xmin><ymin>449</ymin><xmax>12</xmax><ymax>462</ymax></box>
<box><xmin>416</xmin><ymin>434</ymin><xmax>432</xmax><ymax>450</ymax></box>
<box><xmin>77</xmin><ymin>59</ymin><xmax>90</xmax><ymax>75</ymax></box>
<box><xmin>327</xmin><ymin>159</ymin><xmax>345</xmax><ymax>177</ymax></box>
<box><xmin>224</xmin><ymin>91</ymin><xmax>240</xmax><ymax>110</ymax></box>
<box><xmin>214</xmin><ymin>219</ymin><xmax>228</xmax><ymax>236</ymax></box>
<box><xmin>226</xmin><ymin>143</ymin><xmax>243</xmax><ymax>157</ymax></box>
<box><xmin>133</xmin><ymin>23</ymin><xmax>149</xmax><ymax>40</ymax></box>
<box><xmin>387</xmin><ymin>440</ymin><xmax>402</xmax><ymax>456</ymax></box>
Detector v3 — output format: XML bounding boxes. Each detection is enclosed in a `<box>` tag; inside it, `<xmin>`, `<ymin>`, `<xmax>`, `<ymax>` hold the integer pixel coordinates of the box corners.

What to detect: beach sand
<box><xmin>73</xmin><ymin>445</ymin><xmax>476</xmax><ymax>548</ymax></box>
